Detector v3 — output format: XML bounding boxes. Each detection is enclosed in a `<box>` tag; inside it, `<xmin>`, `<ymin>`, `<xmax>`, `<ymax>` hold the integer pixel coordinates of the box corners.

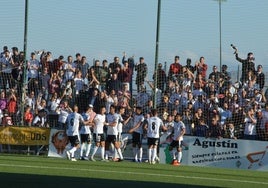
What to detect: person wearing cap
<box><xmin>255</xmin><ymin>64</ymin><xmax>265</xmax><ymax>90</ymax></box>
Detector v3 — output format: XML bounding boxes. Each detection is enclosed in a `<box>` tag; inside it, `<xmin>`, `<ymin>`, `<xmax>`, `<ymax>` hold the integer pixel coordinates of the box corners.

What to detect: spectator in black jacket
<box><xmin>255</xmin><ymin>64</ymin><xmax>265</xmax><ymax>91</ymax></box>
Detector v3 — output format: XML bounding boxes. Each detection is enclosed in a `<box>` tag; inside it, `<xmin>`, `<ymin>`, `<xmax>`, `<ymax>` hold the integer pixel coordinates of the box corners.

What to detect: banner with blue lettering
<box><xmin>159</xmin><ymin>135</ymin><xmax>268</xmax><ymax>171</ymax></box>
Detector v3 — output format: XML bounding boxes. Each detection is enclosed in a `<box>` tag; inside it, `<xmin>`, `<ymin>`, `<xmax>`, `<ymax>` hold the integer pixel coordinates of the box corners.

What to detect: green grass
<box><xmin>0</xmin><ymin>154</ymin><xmax>268</xmax><ymax>188</ymax></box>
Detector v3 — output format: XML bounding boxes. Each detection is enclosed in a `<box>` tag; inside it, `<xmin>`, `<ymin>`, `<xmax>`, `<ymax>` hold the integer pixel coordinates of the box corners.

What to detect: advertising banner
<box><xmin>0</xmin><ymin>127</ymin><xmax>50</xmax><ymax>145</ymax></box>
<box><xmin>159</xmin><ymin>135</ymin><xmax>268</xmax><ymax>171</ymax></box>
<box><xmin>48</xmin><ymin>130</ymin><xmax>147</xmax><ymax>160</ymax></box>
<box><xmin>48</xmin><ymin>129</ymin><xmax>70</xmax><ymax>158</ymax></box>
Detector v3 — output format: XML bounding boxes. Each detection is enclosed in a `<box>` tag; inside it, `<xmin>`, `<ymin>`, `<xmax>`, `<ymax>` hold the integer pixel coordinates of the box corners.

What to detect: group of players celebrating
<box><xmin>65</xmin><ymin>104</ymin><xmax>185</xmax><ymax>165</ymax></box>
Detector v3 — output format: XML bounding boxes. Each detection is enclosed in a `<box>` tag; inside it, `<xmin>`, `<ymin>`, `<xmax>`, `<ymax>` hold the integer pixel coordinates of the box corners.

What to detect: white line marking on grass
<box><xmin>0</xmin><ymin>163</ymin><xmax>267</xmax><ymax>185</ymax></box>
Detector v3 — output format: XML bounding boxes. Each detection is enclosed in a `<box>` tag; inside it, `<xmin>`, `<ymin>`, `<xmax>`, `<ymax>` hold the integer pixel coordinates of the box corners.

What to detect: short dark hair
<box><xmin>151</xmin><ymin>108</ymin><xmax>158</xmax><ymax>116</ymax></box>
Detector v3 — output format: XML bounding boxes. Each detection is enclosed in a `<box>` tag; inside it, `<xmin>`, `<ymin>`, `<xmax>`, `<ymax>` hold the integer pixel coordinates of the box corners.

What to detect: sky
<box><xmin>1</xmin><ymin>0</ymin><xmax>268</xmax><ymax>78</ymax></box>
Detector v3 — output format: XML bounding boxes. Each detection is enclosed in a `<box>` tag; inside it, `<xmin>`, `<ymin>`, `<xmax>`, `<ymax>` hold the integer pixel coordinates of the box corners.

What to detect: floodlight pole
<box><xmin>219</xmin><ymin>0</ymin><xmax>222</xmax><ymax>72</ymax></box>
<box><xmin>21</xmin><ymin>0</ymin><xmax>28</xmax><ymax>126</ymax></box>
<box><xmin>214</xmin><ymin>0</ymin><xmax>226</xmax><ymax>72</ymax></box>
<box><xmin>154</xmin><ymin>0</ymin><xmax>161</xmax><ymax>108</ymax></box>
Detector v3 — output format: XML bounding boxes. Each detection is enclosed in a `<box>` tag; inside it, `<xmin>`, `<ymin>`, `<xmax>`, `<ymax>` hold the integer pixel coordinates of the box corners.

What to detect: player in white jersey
<box><xmin>90</xmin><ymin>106</ymin><xmax>108</xmax><ymax>161</ymax></box>
<box><xmin>79</xmin><ymin>105</ymin><xmax>95</xmax><ymax>160</ymax></box>
<box><xmin>169</xmin><ymin>113</ymin><xmax>186</xmax><ymax>166</ymax></box>
<box><xmin>65</xmin><ymin>105</ymin><xmax>85</xmax><ymax>161</ymax></box>
<box><xmin>105</xmin><ymin>105</ymin><xmax>124</xmax><ymax>161</ymax></box>
<box><xmin>128</xmin><ymin>106</ymin><xmax>144</xmax><ymax>162</ymax></box>
<box><xmin>144</xmin><ymin>109</ymin><xmax>166</xmax><ymax>164</ymax></box>
<box><xmin>117</xmin><ymin>106</ymin><xmax>132</xmax><ymax>153</ymax></box>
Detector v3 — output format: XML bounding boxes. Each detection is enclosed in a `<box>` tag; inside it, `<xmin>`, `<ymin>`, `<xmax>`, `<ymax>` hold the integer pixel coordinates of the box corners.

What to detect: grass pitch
<box><xmin>0</xmin><ymin>154</ymin><xmax>268</xmax><ymax>188</ymax></box>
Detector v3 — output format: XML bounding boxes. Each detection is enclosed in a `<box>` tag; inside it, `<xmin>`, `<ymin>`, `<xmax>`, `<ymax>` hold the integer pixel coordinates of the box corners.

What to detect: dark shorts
<box><xmin>132</xmin><ymin>132</ymin><xmax>142</xmax><ymax>145</ymax></box>
<box><xmin>80</xmin><ymin>134</ymin><xmax>92</xmax><ymax>143</ymax></box>
<box><xmin>68</xmin><ymin>135</ymin><xmax>80</xmax><ymax>147</ymax></box>
<box><xmin>169</xmin><ymin>140</ymin><xmax>182</xmax><ymax>148</ymax></box>
<box><xmin>147</xmin><ymin>137</ymin><xmax>159</xmax><ymax>146</ymax></box>
<box><xmin>93</xmin><ymin>133</ymin><xmax>105</xmax><ymax>143</ymax></box>
<box><xmin>106</xmin><ymin>135</ymin><xmax>120</xmax><ymax>144</ymax></box>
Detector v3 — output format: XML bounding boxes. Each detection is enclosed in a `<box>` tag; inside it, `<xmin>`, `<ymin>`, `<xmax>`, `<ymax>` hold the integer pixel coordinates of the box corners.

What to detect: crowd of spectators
<box><xmin>0</xmin><ymin>45</ymin><xmax>268</xmax><ymax>142</ymax></box>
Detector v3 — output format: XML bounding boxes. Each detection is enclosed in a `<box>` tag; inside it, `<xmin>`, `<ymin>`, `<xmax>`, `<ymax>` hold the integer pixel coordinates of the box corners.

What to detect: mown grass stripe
<box><xmin>0</xmin><ymin>163</ymin><xmax>267</xmax><ymax>185</ymax></box>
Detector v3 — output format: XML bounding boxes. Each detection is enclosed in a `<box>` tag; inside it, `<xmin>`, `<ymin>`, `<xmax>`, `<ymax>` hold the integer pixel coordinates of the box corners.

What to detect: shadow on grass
<box><xmin>0</xmin><ymin>172</ymin><xmax>224</xmax><ymax>188</ymax></box>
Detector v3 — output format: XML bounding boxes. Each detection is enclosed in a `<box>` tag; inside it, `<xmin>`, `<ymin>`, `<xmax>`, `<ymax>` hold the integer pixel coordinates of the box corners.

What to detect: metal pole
<box><xmin>214</xmin><ymin>0</ymin><xmax>226</xmax><ymax>72</ymax></box>
<box><xmin>21</xmin><ymin>0</ymin><xmax>28</xmax><ymax>126</ymax></box>
<box><xmin>219</xmin><ymin>0</ymin><xmax>222</xmax><ymax>72</ymax></box>
<box><xmin>154</xmin><ymin>0</ymin><xmax>161</xmax><ymax>108</ymax></box>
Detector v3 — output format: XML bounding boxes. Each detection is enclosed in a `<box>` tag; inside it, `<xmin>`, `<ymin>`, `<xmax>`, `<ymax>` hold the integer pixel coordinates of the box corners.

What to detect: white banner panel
<box><xmin>159</xmin><ymin>135</ymin><xmax>268</xmax><ymax>171</ymax></box>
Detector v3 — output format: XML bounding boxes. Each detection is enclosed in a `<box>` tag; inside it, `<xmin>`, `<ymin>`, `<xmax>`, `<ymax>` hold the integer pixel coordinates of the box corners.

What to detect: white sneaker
<box><xmin>90</xmin><ymin>156</ymin><xmax>96</xmax><ymax>162</ymax></box>
<box><xmin>83</xmin><ymin>156</ymin><xmax>89</xmax><ymax>161</ymax></box>
<box><xmin>66</xmin><ymin>151</ymin><xmax>71</xmax><ymax>160</ymax></box>
<box><xmin>101</xmin><ymin>159</ymin><xmax>109</xmax><ymax>162</ymax></box>
<box><xmin>71</xmin><ymin>158</ymin><xmax>77</xmax><ymax>162</ymax></box>
<box><xmin>155</xmin><ymin>156</ymin><xmax>160</xmax><ymax>163</ymax></box>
